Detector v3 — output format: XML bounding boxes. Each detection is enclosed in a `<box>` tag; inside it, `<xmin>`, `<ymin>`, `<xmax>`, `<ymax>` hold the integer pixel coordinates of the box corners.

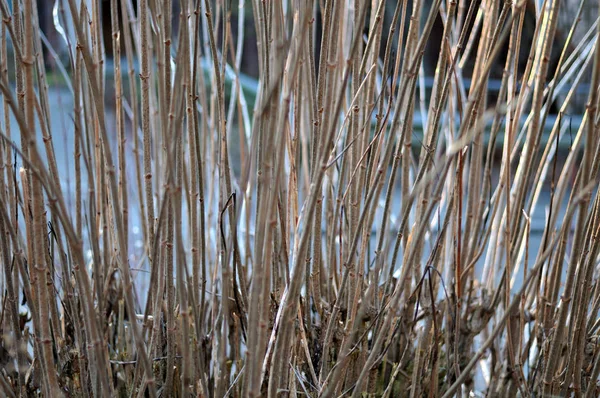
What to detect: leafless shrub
<box><xmin>0</xmin><ymin>0</ymin><xmax>599</xmax><ymax>396</ymax></box>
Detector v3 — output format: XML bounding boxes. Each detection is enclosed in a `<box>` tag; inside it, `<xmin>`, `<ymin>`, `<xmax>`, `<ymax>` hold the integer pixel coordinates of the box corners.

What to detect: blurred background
<box><xmin>26</xmin><ymin>0</ymin><xmax>597</xmax><ymax>116</ymax></box>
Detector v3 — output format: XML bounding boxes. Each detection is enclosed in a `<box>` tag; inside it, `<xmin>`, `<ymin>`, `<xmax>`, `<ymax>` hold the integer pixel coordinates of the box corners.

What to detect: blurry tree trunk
<box><xmin>37</xmin><ymin>0</ymin><xmax>59</xmax><ymax>66</ymax></box>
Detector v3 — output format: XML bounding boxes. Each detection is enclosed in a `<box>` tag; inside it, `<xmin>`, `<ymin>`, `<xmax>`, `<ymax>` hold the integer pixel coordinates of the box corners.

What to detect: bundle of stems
<box><xmin>0</xmin><ymin>0</ymin><xmax>600</xmax><ymax>396</ymax></box>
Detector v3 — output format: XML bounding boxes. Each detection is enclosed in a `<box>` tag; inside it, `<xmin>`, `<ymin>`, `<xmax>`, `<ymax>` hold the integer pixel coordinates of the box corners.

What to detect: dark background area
<box><xmin>35</xmin><ymin>0</ymin><xmax>584</xmax><ymax>112</ymax></box>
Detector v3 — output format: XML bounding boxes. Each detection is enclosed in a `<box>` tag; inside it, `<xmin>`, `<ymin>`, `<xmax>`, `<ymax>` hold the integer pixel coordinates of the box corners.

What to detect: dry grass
<box><xmin>0</xmin><ymin>0</ymin><xmax>600</xmax><ymax>396</ymax></box>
